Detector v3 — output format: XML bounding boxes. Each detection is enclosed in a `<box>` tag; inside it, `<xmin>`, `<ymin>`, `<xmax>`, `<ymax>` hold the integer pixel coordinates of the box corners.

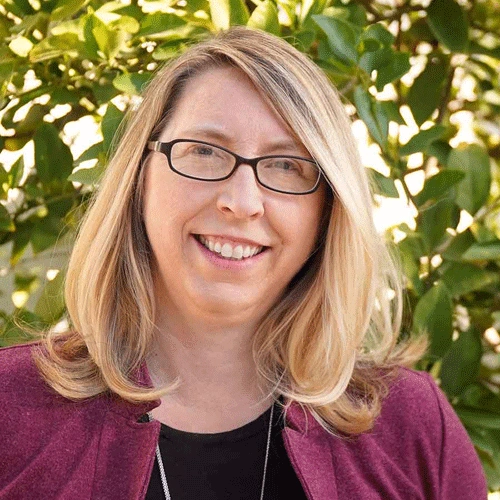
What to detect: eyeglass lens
<box><xmin>170</xmin><ymin>141</ymin><xmax>319</xmax><ymax>194</ymax></box>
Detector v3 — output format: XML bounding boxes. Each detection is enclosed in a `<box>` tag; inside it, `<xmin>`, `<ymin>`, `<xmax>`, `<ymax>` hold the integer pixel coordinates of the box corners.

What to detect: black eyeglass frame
<box><xmin>147</xmin><ymin>139</ymin><xmax>323</xmax><ymax>195</ymax></box>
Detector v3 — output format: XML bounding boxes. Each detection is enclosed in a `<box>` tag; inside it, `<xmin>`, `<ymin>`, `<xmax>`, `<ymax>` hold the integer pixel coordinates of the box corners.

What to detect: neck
<box><xmin>146</xmin><ymin>309</ymin><xmax>274</xmax><ymax>433</ymax></box>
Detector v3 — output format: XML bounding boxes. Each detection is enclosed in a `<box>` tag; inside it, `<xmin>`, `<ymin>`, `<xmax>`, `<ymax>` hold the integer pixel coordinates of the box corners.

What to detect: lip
<box><xmin>192</xmin><ymin>234</ymin><xmax>269</xmax><ymax>268</ymax></box>
<box><xmin>193</xmin><ymin>233</ymin><xmax>269</xmax><ymax>248</ymax></box>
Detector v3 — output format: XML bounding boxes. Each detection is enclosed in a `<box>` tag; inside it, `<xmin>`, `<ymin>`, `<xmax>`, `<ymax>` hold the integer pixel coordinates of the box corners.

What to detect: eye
<box><xmin>266</xmin><ymin>159</ymin><xmax>302</xmax><ymax>174</ymax></box>
<box><xmin>190</xmin><ymin>145</ymin><xmax>217</xmax><ymax>156</ymax></box>
<box><xmin>278</xmin><ymin>161</ymin><xmax>296</xmax><ymax>171</ymax></box>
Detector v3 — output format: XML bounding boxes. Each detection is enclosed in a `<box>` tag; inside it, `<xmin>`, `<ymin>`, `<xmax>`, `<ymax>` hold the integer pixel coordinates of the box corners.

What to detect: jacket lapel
<box><xmin>282</xmin><ymin>404</ymin><xmax>338</xmax><ymax>500</ymax></box>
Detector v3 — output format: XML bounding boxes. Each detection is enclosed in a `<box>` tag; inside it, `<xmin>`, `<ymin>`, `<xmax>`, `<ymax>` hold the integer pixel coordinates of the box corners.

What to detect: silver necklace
<box><xmin>148</xmin><ymin>403</ymin><xmax>274</xmax><ymax>500</ymax></box>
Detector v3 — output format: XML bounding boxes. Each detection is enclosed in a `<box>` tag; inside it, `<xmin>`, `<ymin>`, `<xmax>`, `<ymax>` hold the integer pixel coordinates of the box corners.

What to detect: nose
<box><xmin>216</xmin><ymin>164</ymin><xmax>265</xmax><ymax>219</ymax></box>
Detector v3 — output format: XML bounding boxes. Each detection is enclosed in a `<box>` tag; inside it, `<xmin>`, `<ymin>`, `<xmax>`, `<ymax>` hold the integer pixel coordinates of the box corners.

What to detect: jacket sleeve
<box><xmin>421</xmin><ymin>372</ymin><xmax>488</xmax><ymax>499</ymax></box>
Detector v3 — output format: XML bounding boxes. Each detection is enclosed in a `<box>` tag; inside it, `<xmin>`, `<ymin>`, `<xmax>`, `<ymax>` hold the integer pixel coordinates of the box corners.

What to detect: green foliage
<box><xmin>1</xmin><ymin>0</ymin><xmax>500</xmax><ymax>490</ymax></box>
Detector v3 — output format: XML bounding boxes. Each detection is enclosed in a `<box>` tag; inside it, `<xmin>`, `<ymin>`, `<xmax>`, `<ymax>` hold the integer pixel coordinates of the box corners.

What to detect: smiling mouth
<box><xmin>194</xmin><ymin>235</ymin><xmax>267</xmax><ymax>261</ymax></box>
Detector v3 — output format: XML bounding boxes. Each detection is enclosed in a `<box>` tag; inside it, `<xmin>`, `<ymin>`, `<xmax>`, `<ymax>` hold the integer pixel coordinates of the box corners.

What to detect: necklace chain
<box><xmin>148</xmin><ymin>404</ymin><xmax>274</xmax><ymax>500</ymax></box>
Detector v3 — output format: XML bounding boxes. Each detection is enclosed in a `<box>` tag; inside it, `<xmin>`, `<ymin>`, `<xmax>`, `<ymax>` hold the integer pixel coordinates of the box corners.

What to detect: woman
<box><xmin>0</xmin><ymin>27</ymin><xmax>487</xmax><ymax>499</ymax></box>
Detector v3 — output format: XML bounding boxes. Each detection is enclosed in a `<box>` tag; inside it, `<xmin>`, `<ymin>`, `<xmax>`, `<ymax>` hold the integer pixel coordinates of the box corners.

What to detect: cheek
<box><xmin>142</xmin><ymin>167</ymin><xmax>179</xmax><ymax>255</ymax></box>
<box><xmin>290</xmin><ymin>192</ymin><xmax>327</xmax><ymax>253</ymax></box>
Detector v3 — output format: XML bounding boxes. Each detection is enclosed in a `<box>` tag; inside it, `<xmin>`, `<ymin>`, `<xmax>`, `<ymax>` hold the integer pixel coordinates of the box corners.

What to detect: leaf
<box><xmin>299</xmin><ymin>0</ymin><xmax>330</xmax><ymax>24</ymax></box>
<box><xmin>94</xmin><ymin>12</ymin><xmax>140</xmax><ymax>34</ymax></box>
<box><xmin>313</xmin><ymin>15</ymin><xmax>361</xmax><ymax>65</ymax></box>
<box><xmin>440</xmin><ymin>328</ymin><xmax>482</xmax><ymax>397</ymax></box>
<box><xmin>92</xmin><ymin>82</ymin><xmax>119</xmax><ymax>104</ymax></box>
<box><xmin>456</xmin><ymin>409</ymin><xmax>500</xmax><ymax>431</ymax></box>
<box><xmin>29</xmin><ymin>33</ymin><xmax>86</xmax><ymax>63</ymax></box>
<box><xmin>50</xmin><ymin>88</ymin><xmax>81</xmax><ymax>106</ymax></box>
<box><xmin>412</xmin><ymin>281</ymin><xmax>453</xmax><ymax>357</ymax></box>
<box><xmin>368</xmin><ymin>168</ymin><xmax>399</xmax><ymax>198</ymax></box>
<box><xmin>96</xmin><ymin>0</ymin><xmax>143</xmax><ymax>17</ymax></box>
<box><xmin>0</xmin><ymin>164</ymin><xmax>9</xmax><ymax>187</ymax></box>
<box><xmin>468</xmin><ymin>41</ymin><xmax>500</xmax><ymax>59</ymax></box>
<box><xmin>361</xmin><ymin>23</ymin><xmax>394</xmax><ymax>46</ymax></box>
<box><xmin>442</xmin><ymin>229</ymin><xmax>475</xmax><ymax>261</ymax></box>
<box><xmin>426</xmin><ymin>140</ymin><xmax>452</xmax><ymax>166</ymax></box>
<box><xmin>407</xmin><ymin>58</ymin><xmax>447</xmax><ymax>126</ymax></box>
<box><xmin>427</xmin><ymin>0</ymin><xmax>469</xmax><ymax>52</ymax></box>
<box><xmin>359</xmin><ymin>46</ymin><xmax>392</xmax><ymax>74</ymax></box>
<box><xmin>50</xmin><ymin>17</ymin><xmax>82</xmax><ymax>37</ymax></box>
<box><xmin>47</xmin><ymin>196</ymin><xmax>74</xmax><ymax>219</ymax></box>
<box><xmin>4</xmin><ymin>137</ymin><xmax>30</xmax><ymax>152</ymax></box>
<box><xmin>398</xmin><ymin>238</ymin><xmax>424</xmax><ymax>295</ymax></box>
<box><xmin>375</xmin><ymin>52</ymin><xmax>411</xmax><ymax>90</ymax></box>
<box><xmin>353</xmin><ymin>86</ymin><xmax>387</xmax><ymax>147</ymax></box>
<box><xmin>34</xmin><ymin>269</ymin><xmax>66</xmax><ymax>324</ymax></box>
<box><xmin>8</xmin><ymin>156</ymin><xmax>24</xmax><ymax>188</ymax></box>
<box><xmin>414</xmin><ymin>169</ymin><xmax>465</xmax><ymax>206</ymax></box>
<box><xmin>0</xmin><ymin>310</ymin><xmax>43</xmax><ymax>347</ymax></box>
<box><xmin>101</xmin><ymin>104</ymin><xmax>125</xmax><ymax>154</ymax></box>
<box><xmin>10</xmin><ymin>222</ymin><xmax>33</xmax><ymax>266</ymax></box>
<box><xmin>33</xmin><ymin>123</ymin><xmax>74</xmax><ymax>184</ymax></box>
<box><xmin>417</xmin><ymin>197</ymin><xmax>454</xmax><ymax>251</ymax></box>
<box><xmin>10</xmin><ymin>11</ymin><xmax>48</xmax><ymax>36</ymax></box>
<box><xmin>400</xmin><ymin>125</ymin><xmax>447</xmax><ymax>156</ymax></box>
<box><xmin>378</xmin><ymin>101</ymin><xmax>405</xmax><ymax>125</ymax></box>
<box><xmin>209</xmin><ymin>0</ymin><xmax>249</xmax><ymax>30</ymax></box>
<box><xmin>15</xmin><ymin>104</ymin><xmax>47</xmax><ymax>135</ymax></box>
<box><xmin>91</xmin><ymin>15</ymin><xmax>126</xmax><ymax>60</ymax></box>
<box><xmin>359</xmin><ymin>25</ymin><xmax>407</xmax><ymax>88</ymax></box>
<box><xmin>247</xmin><ymin>1</ymin><xmax>280</xmax><ymax>35</ymax></box>
<box><xmin>373</xmin><ymin>101</ymin><xmax>389</xmax><ymax>146</ymax></box>
<box><xmin>0</xmin><ymin>16</ymin><xmax>11</xmax><ymax>39</ymax></box>
<box><xmin>137</xmin><ymin>13</ymin><xmax>187</xmax><ymax>39</ymax></box>
<box><xmin>441</xmin><ymin>263</ymin><xmax>500</xmax><ymax>296</ymax></box>
<box><xmin>31</xmin><ymin>215</ymin><xmax>64</xmax><ymax>254</ymax></box>
<box><xmin>0</xmin><ymin>204</ymin><xmax>15</xmax><ymax>232</ymax></box>
<box><xmin>448</xmin><ymin>144</ymin><xmax>491</xmax><ymax>216</ymax></box>
<box><xmin>343</xmin><ymin>3</ymin><xmax>367</xmax><ymax>27</ymax></box>
<box><xmin>113</xmin><ymin>72</ymin><xmax>152</xmax><ymax>95</ymax></box>
<box><xmin>51</xmin><ymin>0</ymin><xmax>88</xmax><ymax>22</ymax></box>
<box><xmin>461</xmin><ymin>242</ymin><xmax>500</xmax><ymax>261</ymax></box>
<box><xmin>75</xmin><ymin>142</ymin><xmax>104</xmax><ymax>166</ymax></box>
<box><xmin>6</xmin><ymin>0</ymin><xmax>35</xmax><ymax>16</ymax></box>
<box><xmin>68</xmin><ymin>166</ymin><xmax>104</xmax><ymax>185</ymax></box>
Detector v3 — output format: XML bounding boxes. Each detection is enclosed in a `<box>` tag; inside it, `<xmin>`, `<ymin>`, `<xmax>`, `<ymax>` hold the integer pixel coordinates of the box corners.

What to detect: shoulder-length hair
<box><xmin>35</xmin><ymin>26</ymin><xmax>425</xmax><ymax>435</ymax></box>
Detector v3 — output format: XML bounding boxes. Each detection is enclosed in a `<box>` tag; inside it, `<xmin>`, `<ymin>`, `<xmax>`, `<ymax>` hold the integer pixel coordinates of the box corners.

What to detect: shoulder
<box><xmin>0</xmin><ymin>341</ymin><xmax>108</xmax><ymax>422</ymax></box>
<box><xmin>0</xmin><ymin>342</ymin><xmax>46</xmax><ymax>401</ymax></box>
<box><xmin>376</xmin><ymin>366</ymin><xmax>477</xmax><ymax>453</ymax></box>
<box><xmin>339</xmin><ymin>367</ymin><xmax>487</xmax><ymax>499</ymax></box>
<box><xmin>371</xmin><ymin>367</ymin><xmax>472</xmax><ymax>460</ymax></box>
<box><xmin>290</xmin><ymin>368</ymin><xmax>487</xmax><ymax>499</ymax></box>
<box><xmin>378</xmin><ymin>367</ymin><xmax>447</xmax><ymax>431</ymax></box>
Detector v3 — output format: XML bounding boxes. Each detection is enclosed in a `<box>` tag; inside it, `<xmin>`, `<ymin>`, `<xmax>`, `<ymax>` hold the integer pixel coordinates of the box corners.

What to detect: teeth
<box><xmin>197</xmin><ymin>236</ymin><xmax>263</xmax><ymax>261</ymax></box>
<box><xmin>221</xmin><ymin>243</ymin><xmax>232</xmax><ymax>258</ymax></box>
<box><xmin>232</xmin><ymin>246</ymin><xmax>243</xmax><ymax>259</ymax></box>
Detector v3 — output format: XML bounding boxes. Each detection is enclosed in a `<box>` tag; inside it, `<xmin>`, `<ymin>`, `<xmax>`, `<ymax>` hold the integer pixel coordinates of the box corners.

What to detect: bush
<box><xmin>1</xmin><ymin>0</ymin><xmax>500</xmax><ymax>490</ymax></box>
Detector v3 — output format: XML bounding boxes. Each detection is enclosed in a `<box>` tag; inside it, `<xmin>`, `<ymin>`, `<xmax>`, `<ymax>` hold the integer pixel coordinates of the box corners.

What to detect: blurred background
<box><xmin>1</xmin><ymin>0</ymin><xmax>500</xmax><ymax>493</ymax></box>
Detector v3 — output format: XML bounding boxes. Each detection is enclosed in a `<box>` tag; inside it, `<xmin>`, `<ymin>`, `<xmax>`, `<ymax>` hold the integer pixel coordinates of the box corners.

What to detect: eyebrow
<box><xmin>178</xmin><ymin>126</ymin><xmax>307</xmax><ymax>155</ymax></box>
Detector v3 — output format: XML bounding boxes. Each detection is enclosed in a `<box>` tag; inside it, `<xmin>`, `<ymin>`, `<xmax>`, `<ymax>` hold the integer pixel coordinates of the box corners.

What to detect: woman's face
<box><xmin>143</xmin><ymin>66</ymin><xmax>327</xmax><ymax>326</ymax></box>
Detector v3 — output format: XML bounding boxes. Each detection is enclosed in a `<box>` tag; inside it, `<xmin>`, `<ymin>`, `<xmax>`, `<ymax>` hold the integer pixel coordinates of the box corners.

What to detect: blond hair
<box><xmin>35</xmin><ymin>27</ymin><xmax>426</xmax><ymax>434</ymax></box>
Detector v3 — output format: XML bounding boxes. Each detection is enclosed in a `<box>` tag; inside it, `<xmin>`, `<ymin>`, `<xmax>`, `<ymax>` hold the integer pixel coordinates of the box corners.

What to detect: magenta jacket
<box><xmin>0</xmin><ymin>343</ymin><xmax>487</xmax><ymax>499</ymax></box>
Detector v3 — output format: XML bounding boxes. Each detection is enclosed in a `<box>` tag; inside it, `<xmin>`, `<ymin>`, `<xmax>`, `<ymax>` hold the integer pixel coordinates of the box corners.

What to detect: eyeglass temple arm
<box><xmin>147</xmin><ymin>141</ymin><xmax>162</xmax><ymax>152</ymax></box>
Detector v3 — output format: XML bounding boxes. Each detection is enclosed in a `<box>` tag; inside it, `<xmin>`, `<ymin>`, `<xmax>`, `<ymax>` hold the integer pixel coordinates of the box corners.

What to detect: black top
<box><xmin>144</xmin><ymin>401</ymin><xmax>307</xmax><ymax>499</ymax></box>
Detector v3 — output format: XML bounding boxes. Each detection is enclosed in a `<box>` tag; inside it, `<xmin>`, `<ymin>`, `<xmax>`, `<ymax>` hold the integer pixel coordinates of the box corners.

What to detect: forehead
<box><xmin>159</xmin><ymin>66</ymin><xmax>307</xmax><ymax>154</ymax></box>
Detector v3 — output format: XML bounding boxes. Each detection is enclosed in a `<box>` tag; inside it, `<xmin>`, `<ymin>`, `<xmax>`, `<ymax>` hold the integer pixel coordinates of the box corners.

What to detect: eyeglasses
<box><xmin>147</xmin><ymin>139</ymin><xmax>322</xmax><ymax>195</ymax></box>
